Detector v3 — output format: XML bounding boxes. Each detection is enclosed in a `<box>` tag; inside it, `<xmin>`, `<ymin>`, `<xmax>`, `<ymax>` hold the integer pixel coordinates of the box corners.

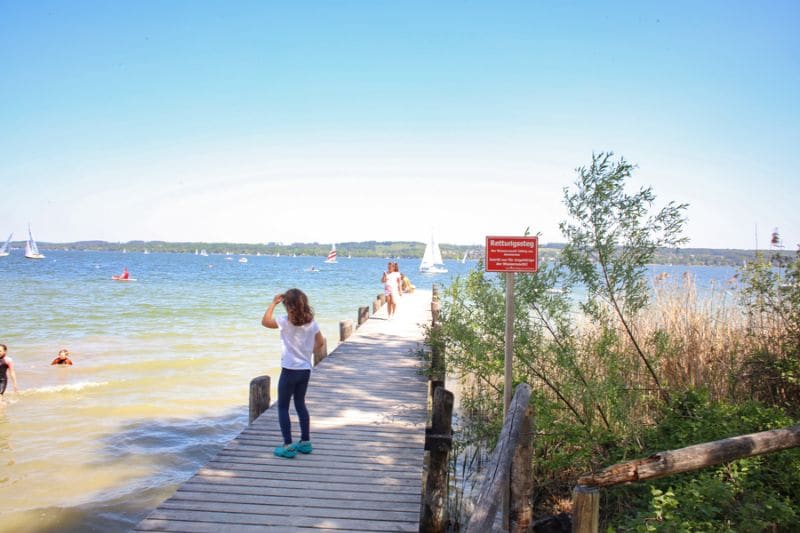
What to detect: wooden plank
<box><xmin>137</xmin><ymin>290</ymin><xmax>433</xmax><ymax>533</ymax></box>
<box><xmin>159</xmin><ymin>500</ymin><xmax>419</xmax><ymax>523</ymax></box>
<box><xmin>170</xmin><ymin>489</ymin><xmax>421</xmax><ymax>513</ymax></box>
<box><xmin>139</xmin><ymin>509</ymin><xmax>418</xmax><ymax>531</ymax></box>
<box><xmin>180</xmin><ymin>477</ymin><xmax>422</xmax><ymax>499</ymax></box>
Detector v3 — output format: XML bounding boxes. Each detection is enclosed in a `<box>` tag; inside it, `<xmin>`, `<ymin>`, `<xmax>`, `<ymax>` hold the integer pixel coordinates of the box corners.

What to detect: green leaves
<box><xmin>559</xmin><ymin>152</ymin><xmax>688</xmax><ymax>396</ymax></box>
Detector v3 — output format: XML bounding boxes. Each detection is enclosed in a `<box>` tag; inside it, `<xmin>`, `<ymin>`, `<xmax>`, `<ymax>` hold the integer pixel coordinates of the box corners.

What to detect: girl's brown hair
<box><xmin>283</xmin><ymin>288</ymin><xmax>314</xmax><ymax>326</ymax></box>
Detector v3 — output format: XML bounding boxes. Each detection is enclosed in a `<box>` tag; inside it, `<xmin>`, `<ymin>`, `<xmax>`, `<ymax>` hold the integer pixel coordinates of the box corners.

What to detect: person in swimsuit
<box><xmin>0</xmin><ymin>344</ymin><xmax>19</xmax><ymax>395</ymax></box>
<box><xmin>51</xmin><ymin>348</ymin><xmax>74</xmax><ymax>365</ymax></box>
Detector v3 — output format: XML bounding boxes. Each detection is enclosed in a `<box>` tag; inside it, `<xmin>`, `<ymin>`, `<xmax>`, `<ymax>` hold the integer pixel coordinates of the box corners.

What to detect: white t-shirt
<box><xmin>276</xmin><ymin>315</ymin><xmax>319</xmax><ymax>370</ymax></box>
<box><xmin>384</xmin><ymin>271</ymin><xmax>401</xmax><ymax>296</ymax></box>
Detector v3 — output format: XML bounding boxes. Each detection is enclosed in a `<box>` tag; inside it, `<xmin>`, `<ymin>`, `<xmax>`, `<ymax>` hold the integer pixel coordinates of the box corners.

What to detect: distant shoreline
<box><xmin>4</xmin><ymin>239</ymin><xmax>791</xmax><ymax>267</ymax></box>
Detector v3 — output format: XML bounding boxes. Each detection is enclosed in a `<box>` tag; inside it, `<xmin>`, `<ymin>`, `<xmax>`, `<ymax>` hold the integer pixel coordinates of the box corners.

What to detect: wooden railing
<box><xmin>572</xmin><ymin>424</ymin><xmax>800</xmax><ymax>532</ymax></box>
<box><xmin>421</xmin><ymin>284</ymin><xmax>535</xmax><ymax>533</ymax></box>
<box><xmin>465</xmin><ymin>383</ymin><xmax>534</xmax><ymax>533</ymax></box>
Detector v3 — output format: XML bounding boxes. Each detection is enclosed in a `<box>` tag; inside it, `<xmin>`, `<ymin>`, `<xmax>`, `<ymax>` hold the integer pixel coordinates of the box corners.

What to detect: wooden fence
<box><xmin>464</xmin><ymin>383</ymin><xmax>534</xmax><ymax>533</ymax></box>
<box><xmin>572</xmin><ymin>424</ymin><xmax>800</xmax><ymax>532</ymax></box>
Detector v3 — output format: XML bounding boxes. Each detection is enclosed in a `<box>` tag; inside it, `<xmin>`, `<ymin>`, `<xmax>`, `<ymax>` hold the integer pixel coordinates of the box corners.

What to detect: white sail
<box><xmin>25</xmin><ymin>225</ymin><xmax>45</xmax><ymax>259</ymax></box>
<box><xmin>461</xmin><ymin>251</ymin><xmax>468</xmax><ymax>264</ymax></box>
<box><xmin>0</xmin><ymin>233</ymin><xmax>12</xmax><ymax>257</ymax></box>
<box><xmin>325</xmin><ymin>244</ymin><xmax>337</xmax><ymax>263</ymax></box>
<box><xmin>419</xmin><ymin>234</ymin><xmax>447</xmax><ymax>273</ymax></box>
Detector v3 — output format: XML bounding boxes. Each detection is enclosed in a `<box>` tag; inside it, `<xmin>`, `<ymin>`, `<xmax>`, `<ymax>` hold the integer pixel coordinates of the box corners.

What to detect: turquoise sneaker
<box><xmin>292</xmin><ymin>440</ymin><xmax>313</xmax><ymax>454</ymax></box>
<box><xmin>274</xmin><ymin>444</ymin><xmax>297</xmax><ymax>458</ymax></box>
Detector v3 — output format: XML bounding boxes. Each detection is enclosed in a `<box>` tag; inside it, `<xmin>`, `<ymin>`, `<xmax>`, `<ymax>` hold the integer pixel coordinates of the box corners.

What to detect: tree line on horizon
<box><xmin>13</xmin><ymin>238</ymin><xmax>793</xmax><ymax>266</ymax></box>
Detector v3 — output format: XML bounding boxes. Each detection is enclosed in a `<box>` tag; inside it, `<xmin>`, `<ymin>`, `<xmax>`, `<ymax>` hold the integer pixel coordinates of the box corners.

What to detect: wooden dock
<box><xmin>136</xmin><ymin>289</ymin><xmax>433</xmax><ymax>532</ymax></box>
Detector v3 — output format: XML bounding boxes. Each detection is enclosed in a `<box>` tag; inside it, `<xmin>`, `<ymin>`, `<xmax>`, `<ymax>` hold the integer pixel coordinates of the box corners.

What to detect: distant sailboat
<box><xmin>419</xmin><ymin>234</ymin><xmax>447</xmax><ymax>273</ymax></box>
<box><xmin>461</xmin><ymin>251</ymin><xmax>469</xmax><ymax>264</ymax></box>
<box><xmin>0</xmin><ymin>233</ymin><xmax>12</xmax><ymax>257</ymax></box>
<box><xmin>325</xmin><ymin>244</ymin><xmax>337</xmax><ymax>264</ymax></box>
<box><xmin>200</xmin><ymin>249</ymin><xmax>208</xmax><ymax>256</ymax></box>
<box><xmin>25</xmin><ymin>225</ymin><xmax>45</xmax><ymax>259</ymax></box>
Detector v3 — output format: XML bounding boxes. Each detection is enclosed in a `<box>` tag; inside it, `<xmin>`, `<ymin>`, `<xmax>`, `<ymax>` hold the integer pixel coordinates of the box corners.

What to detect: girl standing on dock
<box><xmin>261</xmin><ymin>289</ymin><xmax>325</xmax><ymax>458</ymax></box>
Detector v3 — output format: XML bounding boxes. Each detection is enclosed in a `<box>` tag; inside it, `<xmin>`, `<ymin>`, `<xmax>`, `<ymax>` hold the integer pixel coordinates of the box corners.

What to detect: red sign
<box><xmin>485</xmin><ymin>236</ymin><xmax>538</xmax><ymax>272</ymax></box>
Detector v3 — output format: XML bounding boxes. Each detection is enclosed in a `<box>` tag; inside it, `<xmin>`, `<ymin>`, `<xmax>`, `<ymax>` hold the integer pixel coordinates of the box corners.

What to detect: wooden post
<box><xmin>465</xmin><ymin>384</ymin><xmax>532</xmax><ymax>533</ymax></box>
<box><xmin>431</xmin><ymin>284</ymin><xmax>440</xmax><ymax>326</ymax></box>
<box><xmin>429</xmin><ymin>325</ymin><xmax>445</xmax><ymax>404</ymax></box>
<box><xmin>339</xmin><ymin>319</ymin><xmax>353</xmax><ymax>342</ymax></box>
<box><xmin>571</xmin><ymin>486</ymin><xmax>600</xmax><ymax>533</ymax></box>
<box><xmin>248</xmin><ymin>375</ymin><xmax>271</xmax><ymax>424</ymax></box>
<box><xmin>313</xmin><ymin>337</ymin><xmax>328</xmax><ymax>366</ymax></box>
<box><xmin>373</xmin><ymin>298</ymin><xmax>381</xmax><ymax>314</ymax></box>
<box><xmin>510</xmin><ymin>403</ymin><xmax>534</xmax><ymax>533</ymax></box>
<box><xmin>379</xmin><ymin>293</ymin><xmax>386</xmax><ymax>306</ymax></box>
<box><xmin>420</xmin><ymin>387</ymin><xmax>454</xmax><ymax>533</ymax></box>
<box><xmin>502</xmin><ymin>272</ymin><xmax>516</xmax><ymax>528</ymax></box>
<box><xmin>357</xmin><ymin>306</ymin><xmax>369</xmax><ymax>327</ymax></box>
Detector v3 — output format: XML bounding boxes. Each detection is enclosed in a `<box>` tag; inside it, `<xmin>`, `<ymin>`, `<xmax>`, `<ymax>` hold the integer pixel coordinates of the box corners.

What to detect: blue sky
<box><xmin>1</xmin><ymin>1</ymin><xmax>798</xmax><ymax>249</ymax></box>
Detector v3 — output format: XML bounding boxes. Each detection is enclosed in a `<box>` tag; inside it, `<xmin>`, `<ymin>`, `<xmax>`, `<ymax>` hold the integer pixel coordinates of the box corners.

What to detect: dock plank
<box><xmin>136</xmin><ymin>290</ymin><xmax>432</xmax><ymax>532</ymax></box>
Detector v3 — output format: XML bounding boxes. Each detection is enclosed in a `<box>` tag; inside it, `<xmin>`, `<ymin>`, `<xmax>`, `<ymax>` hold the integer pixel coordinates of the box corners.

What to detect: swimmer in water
<box><xmin>51</xmin><ymin>348</ymin><xmax>74</xmax><ymax>366</ymax></box>
<box><xmin>0</xmin><ymin>344</ymin><xmax>19</xmax><ymax>395</ymax></box>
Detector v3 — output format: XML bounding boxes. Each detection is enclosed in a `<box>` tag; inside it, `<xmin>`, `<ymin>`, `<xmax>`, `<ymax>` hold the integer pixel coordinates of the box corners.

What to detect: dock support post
<box><xmin>429</xmin><ymin>331</ymin><xmax>445</xmax><ymax>404</ymax></box>
<box><xmin>572</xmin><ymin>485</ymin><xmax>600</xmax><ymax>533</ymax></box>
<box><xmin>420</xmin><ymin>386</ymin><xmax>454</xmax><ymax>533</ymax></box>
<box><xmin>340</xmin><ymin>319</ymin><xmax>353</xmax><ymax>342</ymax></box>
<box><xmin>248</xmin><ymin>375</ymin><xmax>271</xmax><ymax>424</ymax></box>
<box><xmin>357</xmin><ymin>306</ymin><xmax>369</xmax><ymax>327</ymax></box>
<box><xmin>431</xmin><ymin>284</ymin><xmax>440</xmax><ymax>326</ymax></box>
<box><xmin>313</xmin><ymin>338</ymin><xmax>328</xmax><ymax>366</ymax></box>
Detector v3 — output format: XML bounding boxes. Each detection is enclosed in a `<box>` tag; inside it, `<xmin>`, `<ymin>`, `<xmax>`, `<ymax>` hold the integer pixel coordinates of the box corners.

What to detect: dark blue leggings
<box><xmin>277</xmin><ymin>368</ymin><xmax>311</xmax><ymax>445</ymax></box>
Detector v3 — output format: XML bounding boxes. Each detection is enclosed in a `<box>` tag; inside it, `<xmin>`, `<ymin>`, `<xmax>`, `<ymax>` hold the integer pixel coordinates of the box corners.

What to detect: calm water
<box><xmin>0</xmin><ymin>252</ymin><xmax>739</xmax><ymax>532</ymax></box>
<box><xmin>0</xmin><ymin>251</ymin><xmax>473</xmax><ymax>532</ymax></box>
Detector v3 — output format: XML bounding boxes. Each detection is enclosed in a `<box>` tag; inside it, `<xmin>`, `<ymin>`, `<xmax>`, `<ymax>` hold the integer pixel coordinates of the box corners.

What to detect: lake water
<box><xmin>0</xmin><ymin>252</ymin><xmax>740</xmax><ymax>532</ymax></box>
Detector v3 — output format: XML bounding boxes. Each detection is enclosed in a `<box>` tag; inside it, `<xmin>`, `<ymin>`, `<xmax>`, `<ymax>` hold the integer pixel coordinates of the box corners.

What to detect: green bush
<box><xmin>607</xmin><ymin>390</ymin><xmax>800</xmax><ymax>532</ymax></box>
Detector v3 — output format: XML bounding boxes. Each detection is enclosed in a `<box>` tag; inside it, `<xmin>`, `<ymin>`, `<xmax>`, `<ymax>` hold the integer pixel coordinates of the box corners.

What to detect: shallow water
<box><xmin>0</xmin><ymin>251</ymin><xmax>472</xmax><ymax>532</ymax></box>
<box><xmin>0</xmin><ymin>252</ymin><xmax>738</xmax><ymax>531</ymax></box>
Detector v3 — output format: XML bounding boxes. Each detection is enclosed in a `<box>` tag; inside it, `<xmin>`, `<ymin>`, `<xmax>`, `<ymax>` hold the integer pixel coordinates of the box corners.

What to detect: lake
<box><xmin>0</xmin><ymin>251</ymin><xmax>739</xmax><ymax>532</ymax></box>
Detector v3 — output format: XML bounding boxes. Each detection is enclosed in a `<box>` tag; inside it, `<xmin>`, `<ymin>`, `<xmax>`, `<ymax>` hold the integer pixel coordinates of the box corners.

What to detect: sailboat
<box><xmin>325</xmin><ymin>244</ymin><xmax>337</xmax><ymax>264</ymax></box>
<box><xmin>25</xmin><ymin>225</ymin><xmax>45</xmax><ymax>259</ymax></box>
<box><xmin>461</xmin><ymin>251</ymin><xmax>469</xmax><ymax>264</ymax></box>
<box><xmin>419</xmin><ymin>234</ymin><xmax>447</xmax><ymax>273</ymax></box>
<box><xmin>0</xmin><ymin>233</ymin><xmax>12</xmax><ymax>257</ymax></box>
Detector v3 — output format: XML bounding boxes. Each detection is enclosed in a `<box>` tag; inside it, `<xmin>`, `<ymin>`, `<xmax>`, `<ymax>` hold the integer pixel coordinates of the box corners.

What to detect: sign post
<box><xmin>485</xmin><ymin>235</ymin><xmax>539</xmax><ymax>417</ymax></box>
<box><xmin>485</xmin><ymin>235</ymin><xmax>538</xmax><ymax>529</ymax></box>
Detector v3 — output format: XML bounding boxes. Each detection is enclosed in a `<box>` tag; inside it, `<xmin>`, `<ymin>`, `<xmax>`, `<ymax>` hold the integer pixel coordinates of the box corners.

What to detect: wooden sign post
<box><xmin>485</xmin><ymin>235</ymin><xmax>539</xmax><ymax>416</ymax></box>
<box><xmin>485</xmin><ymin>235</ymin><xmax>538</xmax><ymax>528</ymax></box>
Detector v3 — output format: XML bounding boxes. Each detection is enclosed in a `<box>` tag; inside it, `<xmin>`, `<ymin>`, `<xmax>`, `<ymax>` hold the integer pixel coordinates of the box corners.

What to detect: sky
<box><xmin>1</xmin><ymin>1</ymin><xmax>798</xmax><ymax>249</ymax></box>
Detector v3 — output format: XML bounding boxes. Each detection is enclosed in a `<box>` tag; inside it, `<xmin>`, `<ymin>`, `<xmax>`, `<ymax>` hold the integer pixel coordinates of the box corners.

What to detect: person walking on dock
<box><xmin>381</xmin><ymin>262</ymin><xmax>402</xmax><ymax>319</ymax></box>
<box><xmin>261</xmin><ymin>289</ymin><xmax>325</xmax><ymax>458</ymax></box>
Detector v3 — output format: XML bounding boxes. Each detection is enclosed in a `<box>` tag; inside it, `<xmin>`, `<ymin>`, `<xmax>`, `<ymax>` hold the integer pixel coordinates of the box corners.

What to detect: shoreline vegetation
<box><xmin>7</xmin><ymin>239</ymin><xmax>794</xmax><ymax>266</ymax></box>
<box><xmin>425</xmin><ymin>154</ymin><xmax>799</xmax><ymax>531</ymax></box>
